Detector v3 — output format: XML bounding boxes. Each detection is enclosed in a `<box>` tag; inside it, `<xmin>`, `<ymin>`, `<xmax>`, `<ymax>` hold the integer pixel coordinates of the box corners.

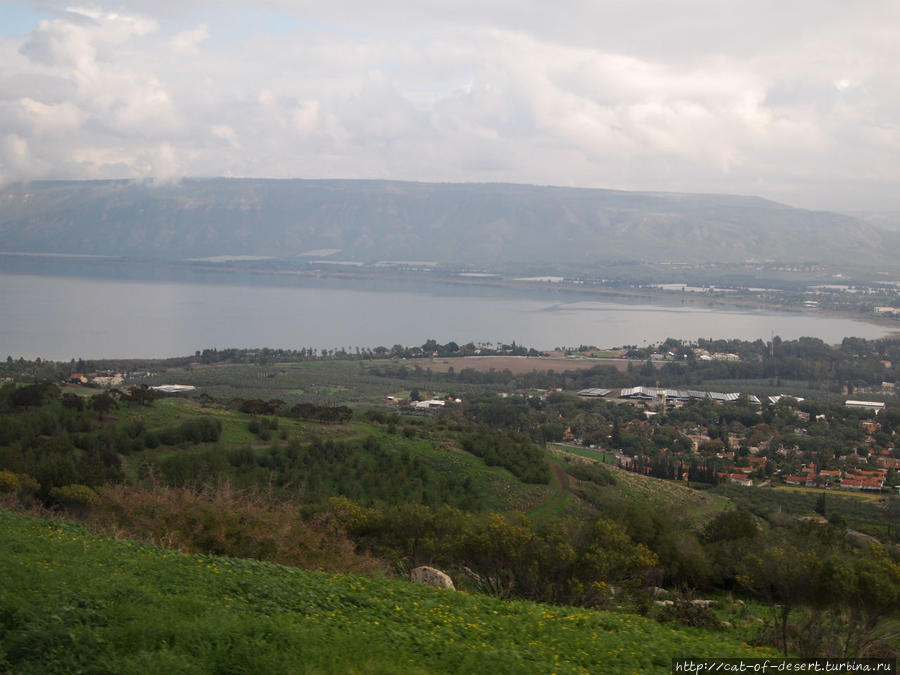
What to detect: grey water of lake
<box><xmin>0</xmin><ymin>265</ymin><xmax>892</xmax><ymax>361</ymax></box>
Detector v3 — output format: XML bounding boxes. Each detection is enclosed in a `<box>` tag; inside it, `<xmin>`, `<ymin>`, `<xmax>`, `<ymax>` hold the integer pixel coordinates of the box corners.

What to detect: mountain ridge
<box><xmin>0</xmin><ymin>178</ymin><xmax>892</xmax><ymax>271</ymax></box>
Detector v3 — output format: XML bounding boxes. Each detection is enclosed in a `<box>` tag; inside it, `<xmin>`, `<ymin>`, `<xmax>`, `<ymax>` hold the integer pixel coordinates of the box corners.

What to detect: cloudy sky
<box><xmin>1</xmin><ymin>1</ymin><xmax>898</xmax><ymax>212</ymax></box>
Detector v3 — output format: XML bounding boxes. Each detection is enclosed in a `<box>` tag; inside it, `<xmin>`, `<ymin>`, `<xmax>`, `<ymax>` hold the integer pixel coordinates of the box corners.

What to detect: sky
<box><xmin>1</xmin><ymin>1</ymin><xmax>898</xmax><ymax>213</ymax></box>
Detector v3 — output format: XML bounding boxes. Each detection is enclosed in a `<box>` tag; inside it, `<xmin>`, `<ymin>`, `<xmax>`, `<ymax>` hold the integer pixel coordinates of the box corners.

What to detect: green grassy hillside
<box><xmin>0</xmin><ymin>509</ymin><xmax>774</xmax><ymax>674</ymax></box>
<box><xmin>548</xmin><ymin>445</ymin><xmax>730</xmax><ymax>524</ymax></box>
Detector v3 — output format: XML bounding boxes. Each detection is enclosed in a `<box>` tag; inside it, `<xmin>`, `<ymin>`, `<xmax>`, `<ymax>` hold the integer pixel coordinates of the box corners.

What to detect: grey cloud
<box><xmin>1</xmin><ymin>1</ymin><xmax>898</xmax><ymax>211</ymax></box>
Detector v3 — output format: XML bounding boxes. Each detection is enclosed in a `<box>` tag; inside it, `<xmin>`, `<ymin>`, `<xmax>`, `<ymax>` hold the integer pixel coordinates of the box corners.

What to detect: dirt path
<box><xmin>552</xmin><ymin>464</ymin><xmax>570</xmax><ymax>493</ymax></box>
<box><xmin>526</xmin><ymin>462</ymin><xmax>572</xmax><ymax>515</ymax></box>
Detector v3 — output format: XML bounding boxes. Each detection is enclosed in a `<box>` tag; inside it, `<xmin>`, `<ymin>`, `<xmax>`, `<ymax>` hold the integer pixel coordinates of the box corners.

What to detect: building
<box><xmin>845</xmin><ymin>400</ymin><xmax>885</xmax><ymax>412</ymax></box>
<box><xmin>577</xmin><ymin>388</ymin><xmax>612</xmax><ymax>398</ymax></box>
<box><xmin>413</xmin><ymin>399</ymin><xmax>445</xmax><ymax>410</ymax></box>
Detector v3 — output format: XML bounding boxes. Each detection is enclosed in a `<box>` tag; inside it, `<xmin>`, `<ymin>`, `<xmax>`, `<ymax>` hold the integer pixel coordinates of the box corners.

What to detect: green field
<box><xmin>549</xmin><ymin>443</ymin><xmax>617</xmax><ymax>464</ymax></box>
<box><xmin>132</xmin><ymin>360</ymin><xmax>497</xmax><ymax>406</ymax></box>
<box><xmin>712</xmin><ymin>483</ymin><xmax>897</xmax><ymax>540</ymax></box>
<box><xmin>0</xmin><ymin>509</ymin><xmax>776</xmax><ymax>674</ymax></box>
<box><xmin>548</xmin><ymin>446</ymin><xmax>730</xmax><ymax>524</ymax></box>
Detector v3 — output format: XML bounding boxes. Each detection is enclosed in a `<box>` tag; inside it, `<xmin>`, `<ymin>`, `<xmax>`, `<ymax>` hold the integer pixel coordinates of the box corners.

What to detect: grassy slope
<box><xmin>712</xmin><ymin>483</ymin><xmax>895</xmax><ymax>540</ymax></box>
<box><xmin>548</xmin><ymin>446</ymin><xmax>731</xmax><ymax>524</ymax></box>
<box><xmin>116</xmin><ymin>399</ymin><xmax>549</xmax><ymax>512</ymax></box>
<box><xmin>0</xmin><ymin>509</ymin><xmax>775</xmax><ymax>674</ymax></box>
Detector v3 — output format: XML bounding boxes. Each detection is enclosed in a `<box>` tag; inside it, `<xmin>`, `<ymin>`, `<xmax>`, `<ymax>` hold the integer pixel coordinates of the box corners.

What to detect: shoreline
<box><xmin>2</xmin><ymin>255</ymin><xmax>897</xmax><ymax>357</ymax></box>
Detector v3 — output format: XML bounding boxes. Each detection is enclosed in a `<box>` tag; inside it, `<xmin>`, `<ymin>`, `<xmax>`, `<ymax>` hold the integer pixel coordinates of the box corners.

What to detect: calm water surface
<box><xmin>0</xmin><ymin>269</ymin><xmax>890</xmax><ymax>360</ymax></box>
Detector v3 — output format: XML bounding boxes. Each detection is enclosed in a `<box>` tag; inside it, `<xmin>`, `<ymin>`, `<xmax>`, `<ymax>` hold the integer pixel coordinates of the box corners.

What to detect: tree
<box><xmin>90</xmin><ymin>393</ymin><xmax>117</xmax><ymax>417</ymax></box>
<box><xmin>739</xmin><ymin>543</ymin><xmax>822</xmax><ymax>656</ymax></box>
<box><xmin>575</xmin><ymin>518</ymin><xmax>659</xmax><ymax>603</ymax></box>
<box><xmin>702</xmin><ymin>508</ymin><xmax>758</xmax><ymax>544</ymax></box>
<box><xmin>814</xmin><ymin>492</ymin><xmax>827</xmax><ymax>517</ymax></box>
<box><xmin>838</xmin><ymin>545</ymin><xmax>900</xmax><ymax>657</ymax></box>
<box><xmin>61</xmin><ymin>393</ymin><xmax>85</xmax><ymax>412</ymax></box>
<box><xmin>124</xmin><ymin>385</ymin><xmax>158</xmax><ymax>407</ymax></box>
<box><xmin>11</xmin><ymin>383</ymin><xmax>59</xmax><ymax>407</ymax></box>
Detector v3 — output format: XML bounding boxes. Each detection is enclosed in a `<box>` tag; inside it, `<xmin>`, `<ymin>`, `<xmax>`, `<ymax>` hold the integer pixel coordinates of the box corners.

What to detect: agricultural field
<box><xmin>608</xmin><ymin>468</ymin><xmax>731</xmax><ymax>523</ymax></box>
<box><xmin>134</xmin><ymin>360</ymin><xmax>398</xmax><ymax>405</ymax></box>
<box><xmin>548</xmin><ymin>445</ymin><xmax>730</xmax><ymax>524</ymax></box>
<box><xmin>713</xmin><ymin>483</ymin><xmax>899</xmax><ymax>541</ymax></box>
<box><xmin>0</xmin><ymin>509</ymin><xmax>777</xmax><ymax>674</ymax></box>
<box><xmin>424</xmin><ymin>355</ymin><xmax>634</xmax><ymax>374</ymax></box>
<box><xmin>549</xmin><ymin>443</ymin><xmax>617</xmax><ymax>464</ymax></box>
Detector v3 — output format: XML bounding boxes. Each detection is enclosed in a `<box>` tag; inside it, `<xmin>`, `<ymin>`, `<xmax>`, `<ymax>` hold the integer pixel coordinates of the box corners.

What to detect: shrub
<box><xmin>566</xmin><ymin>460</ymin><xmax>616</xmax><ymax>486</ymax></box>
<box><xmin>157</xmin><ymin>417</ymin><xmax>222</xmax><ymax>445</ymax></box>
<box><xmin>702</xmin><ymin>508</ymin><xmax>759</xmax><ymax>544</ymax></box>
<box><xmin>49</xmin><ymin>484</ymin><xmax>100</xmax><ymax>507</ymax></box>
<box><xmin>87</xmin><ymin>485</ymin><xmax>382</xmax><ymax>575</ymax></box>
<box><xmin>657</xmin><ymin>598</ymin><xmax>722</xmax><ymax>630</ymax></box>
<box><xmin>0</xmin><ymin>470</ymin><xmax>19</xmax><ymax>493</ymax></box>
<box><xmin>178</xmin><ymin>417</ymin><xmax>222</xmax><ymax>443</ymax></box>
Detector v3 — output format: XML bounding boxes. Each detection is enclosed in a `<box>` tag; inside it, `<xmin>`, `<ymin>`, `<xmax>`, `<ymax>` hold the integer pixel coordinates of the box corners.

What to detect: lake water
<box><xmin>0</xmin><ymin>263</ymin><xmax>891</xmax><ymax>360</ymax></box>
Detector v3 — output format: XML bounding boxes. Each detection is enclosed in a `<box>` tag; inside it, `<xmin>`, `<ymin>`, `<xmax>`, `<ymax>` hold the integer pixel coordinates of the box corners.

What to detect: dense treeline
<box><xmin>4</xmin><ymin>336</ymin><xmax>899</xmax><ymax>395</ymax></box>
<box><xmin>236</xmin><ymin>398</ymin><xmax>353</xmax><ymax>423</ymax></box>
<box><xmin>330</xmin><ymin>497</ymin><xmax>657</xmax><ymax>605</ymax></box>
<box><xmin>193</xmin><ymin>339</ymin><xmax>542</xmax><ymax>363</ymax></box>
<box><xmin>142</xmin><ymin>434</ymin><xmax>481</xmax><ymax>510</ymax></box>
<box><xmin>328</xmin><ymin>494</ymin><xmax>899</xmax><ymax>657</ymax></box>
<box><xmin>0</xmin><ymin>340</ymin><xmax>544</xmax><ymax>384</ymax></box>
<box><xmin>367</xmin><ymin>336</ymin><xmax>900</xmax><ymax>393</ymax></box>
<box><xmin>459</xmin><ymin>430</ymin><xmax>550</xmax><ymax>484</ymax></box>
<box><xmin>0</xmin><ymin>383</ymin><xmax>221</xmax><ymax>501</ymax></box>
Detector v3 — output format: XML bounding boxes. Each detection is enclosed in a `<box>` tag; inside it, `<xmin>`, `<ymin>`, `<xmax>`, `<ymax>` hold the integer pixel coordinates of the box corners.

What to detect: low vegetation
<box><xmin>0</xmin><ymin>509</ymin><xmax>777</xmax><ymax>674</ymax></box>
<box><xmin>1</xmin><ymin>349</ymin><xmax>899</xmax><ymax>664</ymax></box>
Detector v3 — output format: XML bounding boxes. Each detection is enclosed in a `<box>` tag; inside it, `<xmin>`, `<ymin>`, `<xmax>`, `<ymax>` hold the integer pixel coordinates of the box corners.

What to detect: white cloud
<box><xmin>0</xmin><ymin>134</ymin><xmax>32</xmax><ymax>181</ymax></box>
<box><xmin>170</xmin><ymin>24</ymin><xmax>208</xmax><ymax>54</ymax></box>
<box><xmin>0</xmin><ymin>1</ymin><xmax>898</xmax><ymax>210</ymax></box>
<box><xmin>211</xmin><ymin>124</ymin><xmax>240</xmax><ymax>148</ymax></box>
<box><xmin>291</xmin><ymin>102</ymin><xmax>320</xmax><ymax>136</ymax></box>
<box><xmin>834</xmin><ymin>79</ymin><xmax>860</xmax><ymax>92</ymax></box>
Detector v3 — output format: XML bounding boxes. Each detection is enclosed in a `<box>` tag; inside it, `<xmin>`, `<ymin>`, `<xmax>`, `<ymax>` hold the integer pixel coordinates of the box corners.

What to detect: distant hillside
<box><xmin>0</xmin><ymin>178</ymin><xmax>892</xmax><ymax>269</ymax></box>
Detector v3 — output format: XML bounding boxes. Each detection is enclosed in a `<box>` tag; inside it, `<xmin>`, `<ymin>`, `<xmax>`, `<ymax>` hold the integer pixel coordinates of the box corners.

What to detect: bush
<box><xmin>702</xmin><ymin>508</ymin><xmax>759</xmax><ymax>544</ymax></box>
<box><xmin>565</xmin><ymin>460</ymin><xmax>616</xmax><ymax>486</ymax></box>
<box><xmin>87</xmin><ymin>485</ymin><xmax>382</xmax><ymax>575</ymax></box>
<box><xmin>178</xmin><ymin>417</ymin><xmax>222</xmax><ymax>443</ymax></box>
<box><xmin>249</xmin><ymin>417</ymin><xmax>277</xmax><ymax>440</ymax></box>
<box><xmin>0</xmin><ymin>470</ymin><xmax>19</xmax><ymax>493</ymax></box>
<box><xmin>657</xmin><ymin>598</ymin><xmax>722</xmax><ymax>630</ymax></box>
<box><xmin>49</xmin><ymin>484</ymin><xmax>100</xmax><ymax>507</ymax></box>
<box><xmin>157</xmin><ymin>417</ymin><xmax>222</xmax><ymax>445</ymax></box>
<box><xmin>0</xmin><ymin>471</ymin><xmax>39</xmax><ymax>507</ymax></box>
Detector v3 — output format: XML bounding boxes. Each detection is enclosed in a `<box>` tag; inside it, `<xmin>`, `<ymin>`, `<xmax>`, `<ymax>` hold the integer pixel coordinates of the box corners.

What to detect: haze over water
<box><xmin>0</xmin><ymin>269</ymin><xmax>890</xmax><ymax>361</ymax></box>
